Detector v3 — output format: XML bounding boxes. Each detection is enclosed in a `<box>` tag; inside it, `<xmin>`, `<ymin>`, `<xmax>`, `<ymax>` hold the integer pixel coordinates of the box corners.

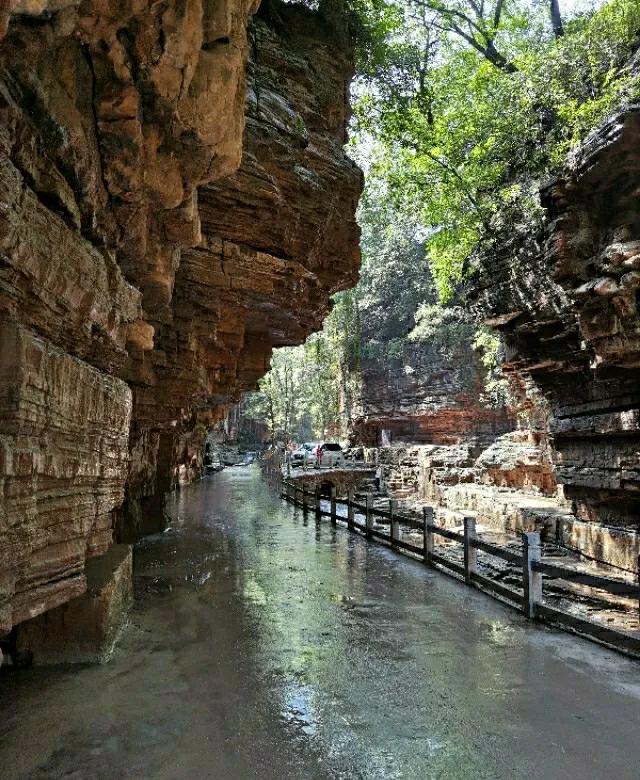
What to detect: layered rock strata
<box><xmin>123</xmin><ymin>0</ymin><xmax>362</xmax><ymax>535</ymax></box>
<box><xmin>364</xmin><ymin>436</ymin><xmax>638</xmax><ymax>572</ymax></box>
<box><xmin>472</xmin><ymin>98</ymin><xmax>640</xmax><ymax>537</ymax></box>
<box><xmin>352</xmin><ymin>339</ymin><xmax>513</xmax><ymax>447</ymax></box>
<box><xmin>16</xmin><ymin>543</ymin><xmax>133</xmax><ymax>664</ymax></box>
<box><xmin>0</xmin><ymin>0</ymin><xmax>361</xmax><ymax>641</ymax></box>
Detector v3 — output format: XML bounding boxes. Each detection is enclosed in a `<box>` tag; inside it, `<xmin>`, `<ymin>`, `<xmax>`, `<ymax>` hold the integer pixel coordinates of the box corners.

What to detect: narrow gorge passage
<box><xmin>2</xmin><ymin>467</ymin><xmax>639</xmax><ymax>780</ymax></box>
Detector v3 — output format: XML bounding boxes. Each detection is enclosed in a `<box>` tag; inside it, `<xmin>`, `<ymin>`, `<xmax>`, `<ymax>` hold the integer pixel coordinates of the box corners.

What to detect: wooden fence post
<box><xmin>366</xmin><ymin>493</ymin><xmax>373</xmax><ymax>538</ymax></box>
<box><xmin>347</xmin><ymin>490</ymin><xmax>354</xmax><ymax>531</ymax></box>
<box><xmin>522</xmin><ymin>531</ymin><xmax>542</xmax><ymax>619</ymax></box>
<box><xmin>330</xmin><ymin>486</ymin><xmax>337</xmax><ymax>525</ymax></box>
<box><xmin>315</xmin><ymin>485</ymin><xmax>321</xmax><ymax>518</ymax></box>
<box><xmin>463</xmin><ymin>515</ymin><xmax>477</xmax><ymax>585</ymax></box>
<box><xmin>423</xmin><ymin>506</ymin><xmax>434</xmax><ymax>566</ymax></box>
<box><xmin>389</xmin><ymin>500</ymin><xmax>398</xmax><ymax>547</ymax></box>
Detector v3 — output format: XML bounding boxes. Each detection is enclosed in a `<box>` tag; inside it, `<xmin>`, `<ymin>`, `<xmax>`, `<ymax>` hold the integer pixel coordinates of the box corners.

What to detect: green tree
<box><xmin>353</xmin><ymin>0</ymin><xmax>640</xmax><ymax>298</ymax></box>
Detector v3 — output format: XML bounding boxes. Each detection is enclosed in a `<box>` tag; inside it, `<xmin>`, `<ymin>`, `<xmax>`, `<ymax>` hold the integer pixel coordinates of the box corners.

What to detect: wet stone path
<box><xmin>2</xmin><ymin>467</ymin><xmax>640</xmax><ymax>779</ymax></box>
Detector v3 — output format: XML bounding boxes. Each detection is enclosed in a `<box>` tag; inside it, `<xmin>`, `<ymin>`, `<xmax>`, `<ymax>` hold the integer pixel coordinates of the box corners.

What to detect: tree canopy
<box><xmin>351</xmin><ymin>0</ymin><xmax>640</xmax><ymax>297</ymax></box>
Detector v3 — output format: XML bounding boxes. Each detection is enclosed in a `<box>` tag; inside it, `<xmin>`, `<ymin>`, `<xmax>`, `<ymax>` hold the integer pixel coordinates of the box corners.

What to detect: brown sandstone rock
<box><xmin>0</xmin><ymin>322</ymin><xmax>132</xmax><ymax>633</ymax></box>
<box><xmin>16</xmin><ymin>544</ymin><xmax>133</xmax><ymax>664</ymax></box>
<box><xmin>0</xmin><ymin>0</ymin><xmax>362</xmax><ymax>647</ymax></box>
<box><xmin>352</xmin><ymin>344</ymin><xmax>513</xmax><ymax>447</ymax></box>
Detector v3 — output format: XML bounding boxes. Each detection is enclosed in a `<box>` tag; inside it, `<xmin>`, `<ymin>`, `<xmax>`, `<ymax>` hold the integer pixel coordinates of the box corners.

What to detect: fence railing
<box><xmin>278</xmin><ymin>477</ymin><xmax>640</xmax><ymax>659</ymax></box>
<box><xmin>282</xmin><ymin>452</ymin><xmax>367</xmax><ymax>474</ymax></box>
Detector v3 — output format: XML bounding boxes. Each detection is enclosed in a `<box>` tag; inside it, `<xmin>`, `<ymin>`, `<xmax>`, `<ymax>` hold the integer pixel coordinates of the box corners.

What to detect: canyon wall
<box><xmin>352</xmin><ymin>338</ymin><xmax>513</xmax><ymax>447</ymax></box>
<box><xmin>350</xmin><ymin>286</ymin><xmax>514</xmax><ymax>447</ymax></box>
<box><xmin>353</xmin><ymin>81</ymin><xmax>639</xmax><ymax>571</ymax></box>
<box><xmin>0</xmin><ymin>0</ymin><xmax>361</xmax><ymax>638</ymax></box>
<box><xmin>472</xmin><ymin>97</ymin><xmax>640</xmax><ymax>535</ymax></box>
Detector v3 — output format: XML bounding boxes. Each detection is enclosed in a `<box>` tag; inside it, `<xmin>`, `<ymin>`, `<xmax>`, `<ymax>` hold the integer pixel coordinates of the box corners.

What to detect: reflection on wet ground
<box><xmin>2</xmin><ymin>467</ymin><xmax>640</xmax><ymax>779</ymax></box>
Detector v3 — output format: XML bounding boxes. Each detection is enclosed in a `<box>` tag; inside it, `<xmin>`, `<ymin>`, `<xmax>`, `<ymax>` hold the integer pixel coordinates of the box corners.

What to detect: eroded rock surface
<box><xmin>123</xmin><ymin>0</ymin><xmax>362</xmax><ymax>535</ymax></box>
<box><xmin>472</xmin><ymin>95</ymin><xmax>640</xmax><ymax>535</ymax></box>
<box><xmin>0</xmin><ymin>0</ymin><xmax>361</xmax><ymax>638</ymax></box>
<box><xmin>352</xmin><ymin>322</ymin><xmax>513</xmax><ymax>447</ymax></box>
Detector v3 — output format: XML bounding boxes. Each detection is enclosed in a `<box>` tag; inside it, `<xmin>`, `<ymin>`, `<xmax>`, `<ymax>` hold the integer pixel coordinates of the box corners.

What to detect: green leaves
<box><xmin>351</xmin><ymin>0</ymin><xmax>640</xmax><ymax>298</ymax></box>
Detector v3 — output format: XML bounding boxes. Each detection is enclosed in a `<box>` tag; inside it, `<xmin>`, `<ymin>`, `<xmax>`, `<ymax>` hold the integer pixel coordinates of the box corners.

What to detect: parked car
<box><xmin>291</xmin><ymin>442</ymin><xmax>320</xmax><ymax>466</ymax></box>
<box><xmin>317</xmin><ymin>442</ymin><xmax>344</xmax><ymax>467</ymax></box>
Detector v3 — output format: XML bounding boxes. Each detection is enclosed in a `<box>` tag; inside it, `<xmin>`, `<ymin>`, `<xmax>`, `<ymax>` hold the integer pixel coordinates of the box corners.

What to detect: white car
<box><xmin>291</xmin><ymin>442</ymin><xmax>320</xmax><ymax>466</ymax></box>
<box><xmin>317</xmin><ymin>442</ymin><xmax>344</xmax><ymax>467</ymax></box>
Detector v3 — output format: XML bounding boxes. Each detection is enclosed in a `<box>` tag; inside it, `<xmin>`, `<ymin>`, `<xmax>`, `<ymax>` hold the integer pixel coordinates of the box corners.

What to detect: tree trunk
<box><xmin>485</xmin><ymin>40</ymin><xmax>517</xmax><ymax>73</ymax></box>
<box><xmin>549</xmin><ymin>0</ymin><xmax>564</xmax><ymax>38</ymax></box>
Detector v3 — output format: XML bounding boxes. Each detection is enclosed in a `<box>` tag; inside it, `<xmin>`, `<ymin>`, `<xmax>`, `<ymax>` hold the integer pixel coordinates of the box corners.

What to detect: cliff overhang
<box><xmin>0</xmin><ymin>0</ymin><xmax>362</xmax><ymax>641</ymax></box>
<box><xmin>471</xmin><ymin>93</ymin><xmax>640</xmax><ymax>533</ymax></box>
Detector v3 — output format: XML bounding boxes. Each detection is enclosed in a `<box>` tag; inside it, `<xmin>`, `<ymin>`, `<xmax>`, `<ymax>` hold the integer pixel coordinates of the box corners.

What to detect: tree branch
<box><xmin>419</xmin><ymin>0</ymin><xmax>517</xmax><ymax>72</ymax></box>
<box><xmin>423</xmin><ymin>149</ymin><xmax>491</xmax><ymax>230</ymax></box>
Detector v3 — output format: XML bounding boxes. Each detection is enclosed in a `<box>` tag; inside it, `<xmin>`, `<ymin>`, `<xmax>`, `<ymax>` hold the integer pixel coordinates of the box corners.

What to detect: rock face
<box><xmin>123</xmin><ymin>0</ymin><xmax>362</xmax><ymax>534</ymax></box>
<box><xmin>350</xmin><ymin>68</ymin><xmax>640</xmax><ymax>574</ymax></box>
<box><xmin>472</xmin><ymin>98</ymin><xmax>640</xmax><ymax>535</ymax></box>
<box><xmin>0</xmin><ymin>324</ymin><xmax>132</xmax><ymax>631</ymax></box>
<box><xmin>0</xmin><ymin>0</ymin><xmax>361</xmax><ymax>640</ymax></box>
<box><xmin>364</xmin><ymin>434</ymin><xmax>638</xmax><ymax>572</ymax></box>
<box><xmin>16</xmin><ymin>544</ymin><xmax>133</xmax><ymax>665</ymax></box>
<box><xmin>352</xmin><ymin>333</ymin><xmax>513</xmax><ymax>447</ymax></box>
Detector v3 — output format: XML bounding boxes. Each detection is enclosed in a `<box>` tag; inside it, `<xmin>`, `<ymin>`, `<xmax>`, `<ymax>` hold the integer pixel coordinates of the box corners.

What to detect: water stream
<box><xmin>2</xmin><ymin>466</ymin><xmax>639</xmax><ymax>779</ymax></box>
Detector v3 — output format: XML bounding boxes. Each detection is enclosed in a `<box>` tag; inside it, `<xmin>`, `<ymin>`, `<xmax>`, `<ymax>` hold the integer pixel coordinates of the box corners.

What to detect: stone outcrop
<box><xmin>365</xmin><ymin>432</ymin><xmax>556</xmax><ymax>505</ymax></box>
<box><xmin>291</xmin><ymin>467</ymin><xmax>376</xmax><ymax>497</ymax></box>
<box><xmin>0</xmin><ymin>0</ymin><xmax>362</xmax><ymax>642</ymax></box>
<box><xmin>352</xmin><ymin>325</ymin><xmax>513</xmax><ymax>447</ymax></box>
<box><xmin>16</xmin><ymin>544</ymin><xmax>133</xmax><ymax>664</ymax></box>
<box><xmin>472</xmin><ymin>94</ymin><xmax>640</xmax><ymax>536</ymax></box>
<box><xmin>473</xmin><ymin>430</ymin><xmax>556</xmax><ymax>494</ymax></box>
<box><xmin>364</xmin><ymin>434</ymin><xmax>638</xmax><ymax>572</ymax></box>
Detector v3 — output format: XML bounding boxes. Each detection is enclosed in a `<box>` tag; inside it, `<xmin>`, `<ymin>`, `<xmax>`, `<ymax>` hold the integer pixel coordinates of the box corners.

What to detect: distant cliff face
<box><xmin>472</xmin><ymin>92</ymin><xmax>640</xmax><ymax>531</ymax></box>
<box><xmin>0</xmin><ymin>0</ymin><xmax>362</xmax><ymax>635</ymax></box>
<box><xmin>352</xmin><ymin>339</ymin><xmax>513</xmax><ymax>447</ymax></box>
<box><xmin>351</xmin><ymin>294</ymin><xmax>514</xmax><ymax>448</ymax></box>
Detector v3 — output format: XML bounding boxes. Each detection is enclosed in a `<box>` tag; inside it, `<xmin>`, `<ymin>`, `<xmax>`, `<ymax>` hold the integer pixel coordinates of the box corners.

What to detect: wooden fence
<box><xmin>276</xmin><ymin>476</ymin><xmax>640</xmax><ymax>659</ymax></box>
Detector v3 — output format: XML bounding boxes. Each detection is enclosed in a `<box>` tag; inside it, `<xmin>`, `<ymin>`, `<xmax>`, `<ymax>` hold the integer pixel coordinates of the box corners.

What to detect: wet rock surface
<box><xmin>16</xmin><ymin>543</ymin><xmax>133</xmax><ymax>665</ymax></box>
<box><xmin>2</xmin><ymin>468</ymin><xmax>640</xmax><ymax>779</ymax></box>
